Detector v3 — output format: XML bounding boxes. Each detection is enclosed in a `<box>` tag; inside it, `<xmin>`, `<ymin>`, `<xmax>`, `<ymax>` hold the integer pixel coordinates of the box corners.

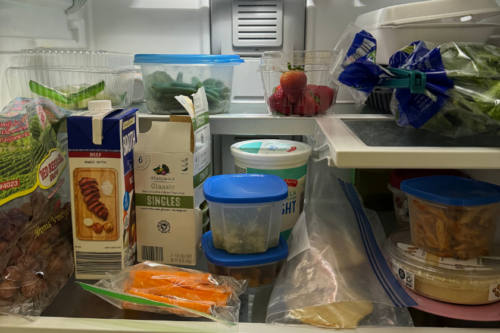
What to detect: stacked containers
<box><xmin>230</xmin><ymin>140</ymin><xmax>312</xmax><ymax>240</ymax></box>
<box><xmin>387</xmin><ymin>176</ymin><xmax>500</xmax><ymax>305</ymax></box>
<box><xmin>5</xmin><ymin>48</ymin><xmax>135</xmax><ymax>110</ymax></box>
<box><xmin>202</xmin><ymin>174</ymin><xmax>289</xmax><ymax>286</ymax></box>
<box><xmin>134</xmin><ymin>54</ymin><xmax>244</xmax><ymax>115</ymax></box>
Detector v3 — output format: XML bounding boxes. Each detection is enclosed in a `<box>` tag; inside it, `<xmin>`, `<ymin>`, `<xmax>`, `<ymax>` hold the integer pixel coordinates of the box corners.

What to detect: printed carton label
<box><xmin>393</xmin><ymin>264</ymin><xmax>415</xmax><ymax>290</ymax></box>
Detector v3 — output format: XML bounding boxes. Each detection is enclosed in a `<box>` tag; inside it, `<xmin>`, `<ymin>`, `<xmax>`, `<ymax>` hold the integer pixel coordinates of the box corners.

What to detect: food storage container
<box><xmin>203</xmin><ymin>174</ymin><xmax>288</xmax><ymax>254</ymax></box>
<box><xmin>388</xmin><ymin>169</ymin><xmax>467</xmax><ymax>227</ymax></box>
<box><xmin>401</xmin><ymin>176</ymin><xmax>500</xmax><ymax>259</ymax></box>
<box><xmin>202</xmin><ymin>231</ymin><xmax>288</xmax><ymax>287</ymax></box>
<box><xmin>134</xmin><ymin>54</ymin><xmax>244</xmax><ymax>115</ymax></box>
<box><xmin>5</xmin><ymin>48</ymin><xmax>135</xmax><ymax>110</ymax></box>
<box><xmin>386</xmin><ymin>231</ymin><xmax>500</xmax><ymax>305</ymax></box>
<box><xmin>230</xmin><ymin>139</ymin><xmax>312</xmax><ymax>240</ymax></box>
<box><xmin>354</xmin><ymin>0</ymin><xmax>500</xmax><ymax>64</ymax></box>
<box><xmin>259</xmin><ymin>50</ymin><xmax>339</xmax><ymax>117</ymax></box>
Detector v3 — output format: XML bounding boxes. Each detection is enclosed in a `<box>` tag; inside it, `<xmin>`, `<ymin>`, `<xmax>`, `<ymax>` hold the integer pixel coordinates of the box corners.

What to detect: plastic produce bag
<box><xmin>333</xmin><ymin>23</ymin><xmax>500</xmax><ymax>137</ymax></box>
<box><xmin>79</xmin><ymin>261</ymin><xmax>248</xmax><ymax>329</ymax></box>
<box><xmin>266</xmin><ymin>169</ymin><xmax>416</xmax><ymax>328</ymax></box>
<box><xmin>0</xmin><ymin>97</ymin><xmax>73</xmax><ymax>319</ymax></box>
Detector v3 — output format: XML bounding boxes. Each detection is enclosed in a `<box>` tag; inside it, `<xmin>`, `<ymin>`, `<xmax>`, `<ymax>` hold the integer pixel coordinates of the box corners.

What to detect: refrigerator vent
<box><xmin>232</xmin><ymin>0</ymin><xmax>283</xmax><ymax>47</ymax></box>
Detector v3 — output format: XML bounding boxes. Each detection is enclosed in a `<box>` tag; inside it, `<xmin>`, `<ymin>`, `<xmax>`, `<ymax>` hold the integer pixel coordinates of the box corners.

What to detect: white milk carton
<box><xmin>134</xmin><ymin>88</ymin><xmax>211</xmax><ymax>266</ymax></box>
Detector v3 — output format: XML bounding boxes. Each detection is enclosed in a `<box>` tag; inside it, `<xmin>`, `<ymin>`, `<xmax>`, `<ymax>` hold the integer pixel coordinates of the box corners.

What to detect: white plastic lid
<box><xmin>88</xmin><ymin>100</ymin><xmax>112</xmax><ymax>111</ymax></box>
<box><xmin>356</xmin><ymin>0</ymin><xmax>500</xmax><ymax>28</ymax></box>
<box><xmin>231</xmin><ymin>140</ymin><xmax>312</xmax><ymax>166</ymax></box>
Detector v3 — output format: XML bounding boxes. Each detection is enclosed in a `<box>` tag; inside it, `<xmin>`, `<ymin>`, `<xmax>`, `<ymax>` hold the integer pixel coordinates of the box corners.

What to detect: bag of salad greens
<box><xmin>333</xmin><ymin>23</ymin><xmax>500</xmax><ymax>137</ymax></box>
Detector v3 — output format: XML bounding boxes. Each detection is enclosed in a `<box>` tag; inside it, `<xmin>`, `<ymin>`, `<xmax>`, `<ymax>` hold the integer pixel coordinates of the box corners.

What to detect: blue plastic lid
<box><xmin>203</xmin><ymin>174</ymin><xmax>288</xmax><ymax>204</ymax></box>
<box><xmin>202</xmin><ymin>232</ymin><xmax>288</xmax><ymax>267</ymax></box>
<box><xmin>134</xmin><ymin>54</ymin><xmax>244</xmax><ymax>65</ymax></box>
<box><xmin>401</xmin><ymin>176</ymin><xmax>500</xmax><ymax>207</ymax></box>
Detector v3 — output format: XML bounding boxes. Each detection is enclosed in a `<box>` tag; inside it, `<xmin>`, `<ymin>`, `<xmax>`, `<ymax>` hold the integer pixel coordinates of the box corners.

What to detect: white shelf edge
<box><xmin>313</xmin><ymin>115</ymin><xmax>500</xmax><ymax>169</ymax></box>
<box><xmin>0</xmin><ymin>317</ymin><xmax>484</xmax><ymax>333</ymax></box>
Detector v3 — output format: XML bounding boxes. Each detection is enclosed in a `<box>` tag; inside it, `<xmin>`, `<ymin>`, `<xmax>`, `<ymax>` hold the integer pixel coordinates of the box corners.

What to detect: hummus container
<box><xmin>202</xmin><ymin>231</ymin><xmax>288</xmax><ymax>288</ymax></box>
<box><xmin>230</xmin><ymin>140</ymin><xmax>312</xmax><ymax>240</ymax></box>
<box><xmin>386</xmin><ymin>231</ymin><xmax>500</xmax><ymax>305</ymax></box>
<box><xmin>203</xmin><ymin>174</ymin><xmax>288</xmax><ymax>254</ymax></box>
<box><xmin>402</xmin><ymin>176</ymin><xmax>500</xmax><ymax>259</ymax></box>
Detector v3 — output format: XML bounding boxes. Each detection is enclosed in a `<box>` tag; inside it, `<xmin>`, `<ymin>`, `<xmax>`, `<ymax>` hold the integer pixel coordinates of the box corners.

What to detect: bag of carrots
<box><xmin>78</xmin><ymin>261</ymin><xmax>248</xmax><ymax>327</ymax></box>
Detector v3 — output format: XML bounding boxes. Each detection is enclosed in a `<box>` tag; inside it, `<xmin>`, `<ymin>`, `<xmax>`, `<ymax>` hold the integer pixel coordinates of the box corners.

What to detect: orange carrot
<box><xmin>132</xmin><ymin>269</ymin><xmax>212</xmax><ymax>284</ymax></box>
<box><xmin>127</xmin><ymin>289</ymin><xmax>212</xmax><ymax>314</ymax></box>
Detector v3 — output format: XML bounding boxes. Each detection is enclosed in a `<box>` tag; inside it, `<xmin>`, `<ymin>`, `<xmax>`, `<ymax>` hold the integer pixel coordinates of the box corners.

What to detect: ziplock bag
<box><xmin>266</xmin><ymin>168</ymin><xmax>416</xmax><ymax>328</ymax></box>
<box><xmin>0</xmin><ymin>97</ymin><xmax>74</xmax><ymax>319</ymax></box>
<box><xmin>333</xmin><ymin>23</ymin><xmax>500</xmax><ymax>137</ymax></box>
<box><xmin>78</xmin><ymin>261</ymin><xmax>248</xmax><ymax>330</ymax></box>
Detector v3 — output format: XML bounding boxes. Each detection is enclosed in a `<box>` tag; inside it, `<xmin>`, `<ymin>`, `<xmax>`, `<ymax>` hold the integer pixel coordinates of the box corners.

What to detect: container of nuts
<box><xmin>202</xmin><ymin>231</ymin><xmax>288</xmax><ymax>288</ymax></box>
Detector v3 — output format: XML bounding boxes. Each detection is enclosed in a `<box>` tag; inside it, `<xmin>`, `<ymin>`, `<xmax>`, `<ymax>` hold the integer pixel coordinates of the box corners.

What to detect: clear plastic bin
<box><xmin>401</xmin><ymin>176</ymin><xmax>500</xmax><ymax>259</ymax></box>
<box><xmin>259</xmin><ymin>50</ymin><xmax>339</xmax><ymax>117</ymax></box>
<box><xmin>386</xmin><ymin>231</ymin><xmax>500</xmax><ymax>305</ymax></box>
<box><xmin>134</xmin><ymin>54</ymin><xmax>243</xmax><ymax>115</ymax></box>
<box><xmin>203</xmin><ymin>174</ymin><xmax>287</xmax><ymax>254</ymax></box>
<box><xmin>5</xmin><ymin>48</ymin><xmax>135</xmax><ymax>110</ymax></box>
<box><xmin>202</xmin><ymin>231</ymin><xmax>288</xmax><ymax>288</ymax></box>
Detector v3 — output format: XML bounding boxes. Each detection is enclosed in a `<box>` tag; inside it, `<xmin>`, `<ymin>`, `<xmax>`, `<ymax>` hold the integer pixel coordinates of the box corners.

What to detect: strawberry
<box><xmin>268</xmin><ymin>87</ymin><xmax>292</xmax><ymax>116</ymax></box>
<box><xmin>280</xmin><ymin>63</ymin><xmax>307</xmax><ymax>103</ymax></box>
<box><xmin>313</xmin><ymin>85</ymin><xmax>335</xmax><ymax>113</ymax></box>
<box><xmin>292</xmin><ymin>89</ymin><xmax>318</xmax><ymax>116</ymax></box>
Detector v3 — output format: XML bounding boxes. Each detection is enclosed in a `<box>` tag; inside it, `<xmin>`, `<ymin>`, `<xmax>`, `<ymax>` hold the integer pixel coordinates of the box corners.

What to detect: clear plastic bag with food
<box><xmin>79</xmin><ymin>261</ymin><xmax>248</xmax><ymax>330</ymax></box>
<box><xmin>0</xmin><ymin>97</ymin><xmax>74</xmax><ymax>319</ymax></box>
<box><xmin>266</xmin><ymin>168</ymin><xmax>416</xmax><ymax>328</ymax></box>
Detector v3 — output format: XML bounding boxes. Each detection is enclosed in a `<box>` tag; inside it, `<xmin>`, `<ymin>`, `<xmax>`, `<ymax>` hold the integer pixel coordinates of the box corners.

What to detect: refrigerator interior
<box><xmin>1</xmin><ymin>0</ymin><xmax>500</xmax><ymax>331</ymax></box>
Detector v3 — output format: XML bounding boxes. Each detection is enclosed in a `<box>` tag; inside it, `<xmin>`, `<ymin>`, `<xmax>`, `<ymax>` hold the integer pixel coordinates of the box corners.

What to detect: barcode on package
<box><xmin>141</xmin><ymin>246</ymin><xmax>164</xmax><ymax>261</ymax></box>
<box><xmin>343</xmin><ymin>38</ymin><xmax>375</xmax><ymax>66</ymax></box>
<box><xmin>75</xmin><ymin>251</ymin><xmax>122</xmax><ymax>275</ymax></box>
<box><xmin>235</xmin><ymin>165</ymin><xmax>246</xmax><ymax>174</ymax></box>
<box><xmin>481</xmin><ymin>257</ymin><xmax>500</xmax><ymax>267</ymax></box>
<box><xmin>299</xmin><ymin>191</ymin><xmax>305</xmax><ymax>214</ymax></box>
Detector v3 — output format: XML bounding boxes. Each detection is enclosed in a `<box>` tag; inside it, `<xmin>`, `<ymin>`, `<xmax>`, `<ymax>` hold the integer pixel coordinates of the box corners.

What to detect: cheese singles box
<box><xmin>68</xmin><ymin>102</ymin><xmax>138</xmax><ymax>279</ymax></box>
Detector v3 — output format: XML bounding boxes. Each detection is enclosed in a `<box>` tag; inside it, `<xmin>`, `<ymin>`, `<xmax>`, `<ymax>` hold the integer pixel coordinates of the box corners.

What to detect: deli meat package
<box><xmin>0</xmin><ymin>98</ymin><xmax>74</xmax><ymax>319</ymax></box>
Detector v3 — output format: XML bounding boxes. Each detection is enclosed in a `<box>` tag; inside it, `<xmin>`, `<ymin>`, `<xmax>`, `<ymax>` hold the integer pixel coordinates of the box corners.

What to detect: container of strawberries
<box><xmin>259</xmin><ymin>50</ymin><xmax>339</xmax><ymax>117</ymax></box>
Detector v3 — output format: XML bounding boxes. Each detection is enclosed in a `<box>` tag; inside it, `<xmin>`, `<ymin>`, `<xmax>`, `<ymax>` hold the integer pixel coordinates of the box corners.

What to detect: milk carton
<box><xmin>134</xmin><ymin>88</ymin><xmax>211</xmax><ymax>266</ymax></box>
<box><xmin>68</xmin><ymin>101</ymin><xmax>138</xmax><ymax>279</ymax></box>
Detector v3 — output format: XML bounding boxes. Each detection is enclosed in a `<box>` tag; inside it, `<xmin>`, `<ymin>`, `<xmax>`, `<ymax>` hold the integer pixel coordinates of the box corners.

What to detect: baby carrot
<box><xmin>127</xmin><ymin>289</ymin><xmax>212</xmax><ymax>314</ymax></box>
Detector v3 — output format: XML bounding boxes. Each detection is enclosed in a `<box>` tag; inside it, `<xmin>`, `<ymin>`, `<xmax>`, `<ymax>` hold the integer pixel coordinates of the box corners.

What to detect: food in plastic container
<box><xmin>203</xmin><ymin>174</ymin><xmax>287</xmax><ymax>254</ymax></box>
<box><xmin>202</xmin><ymin>231</ymin><xmax>288</xmax><ymax>288</ymax></box>
<box><xmin>401</xmin><ymin>176</ymin><xmax>500</xmax><ymax>259</ymax></box>
<box><xmin>259</xmin><ymin>51</ymin><xmax>339</xmax><ymax>117</ymax></box>
<box><xmin>134</xmin><ymin>54</ymin><xmax>244</xmax><ymax>115</ymax></box>
<box><xmin>230</xmin><ymin>140</ymin><xmax>312</xmax><ymax>240</ymax></box>
<box><xmin>388</xmin><ymin>170</ymin><xmax>467</xmax><ymax>227</ymax></box>
<box><xmin>5</xmin><ymin>49</ymin><xmax>135</xmax><ymax>110</ymax></box>
<box><xmin>78</xmin><ymin>261</ymin><xmax>247</xmax><ymax>326</ymax></box>
<box><xmin>386</xmin><ymin>231</ymin><xmax>500</xmax><ymax>305</ymax></box>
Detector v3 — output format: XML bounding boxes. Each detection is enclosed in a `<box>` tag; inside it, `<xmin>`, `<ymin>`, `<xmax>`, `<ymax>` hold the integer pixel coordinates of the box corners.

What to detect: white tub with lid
<box><xmin>230</xmin><ymin>140</ymin><xmax>312</xmax><ymax>240</ymax></box>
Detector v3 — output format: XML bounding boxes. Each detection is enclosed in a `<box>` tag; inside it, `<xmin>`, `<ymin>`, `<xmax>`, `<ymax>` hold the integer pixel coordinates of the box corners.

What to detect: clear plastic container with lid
<box><xmin>386</xmin><ymin>231</ymin><xmax>500</xmax><ymax>305</ymax></box>
<box><xmin>401</xmin><ymin>176</ymin><xmax>500</xmax><ymax>259</ymax></box>
<box><xmin>202</xmin><ymin>231</ymin><xmax>288</xmax><ymax>287</ymax></box>
<box><xmin>203</xmin><ymin>174</ymin><xmax>288</xmax><ymax>254</ymax></box>
<box><xmin>5</xmin><ymin>48</ymin><xmax>135</xmax><ymax>110</ymax></box>
<box><xmin>134</xmin><ymin>54</ymin><xmax>244</xmax><ymax>115</ymax></box>
<box><xmin>259</xmin><ymin>50</ymin><xmax>339</xmax><ymax>117</ymax></box>
<box><xmin>388</xmin><ymin>169</ymin><xmax>467</xmax><ymax>227</ymax></box>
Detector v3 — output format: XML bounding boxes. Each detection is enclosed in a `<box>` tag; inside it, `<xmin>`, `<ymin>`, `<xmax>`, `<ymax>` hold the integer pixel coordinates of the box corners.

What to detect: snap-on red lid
<box><xmin>389</xmin><ymin>169</ymin><xmax>467</xmax><ymax>190</ymax></box>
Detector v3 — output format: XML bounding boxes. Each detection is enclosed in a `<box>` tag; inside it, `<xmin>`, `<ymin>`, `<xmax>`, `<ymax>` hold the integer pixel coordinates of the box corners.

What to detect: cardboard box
<box><xmin>134</xmin><ymin>88</ymin><xmax>211</xmax><ymax>266</ymax></box>
<box><xmin>68</xmin><ymin>107</ymin><xmax>138</xmax><ymax>279</ymax></box>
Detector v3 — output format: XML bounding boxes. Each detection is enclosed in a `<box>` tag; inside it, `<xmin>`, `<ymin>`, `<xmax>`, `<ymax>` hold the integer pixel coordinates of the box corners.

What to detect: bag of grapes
<box><xmin>0</xmin><ymin>97</ymin><xmax>73</xmax><ymax>319</ymax></box>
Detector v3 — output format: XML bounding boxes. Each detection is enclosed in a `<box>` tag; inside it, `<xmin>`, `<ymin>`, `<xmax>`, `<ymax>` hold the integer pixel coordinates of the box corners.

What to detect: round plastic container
<box><xmin>202</xmin><ymin>231</ymin><xmax>288</xmax><ymax>287</ymax></box>
<box><xmin>386</xmin><ymin>231</ymin><xmax>500</xmax><ymax>305</ymax></box>
<box><xmin>388</xmin><ymin>169</ymin><xmax>467</xmax><ymax>227</ymax></box>
<box><xmin>401</xmin><ymin>176</ymin><xmax>500</xmax><ymax>259</ymax></box>
<box><xmin>134</xmin><ymin>54</ymin><xmax>243</xmax><ymax>115</ymax></box>
<box><xmin>230</xmin><ymin>140</ymin><xmax>312</xmax><ymax>240</ymax></box>
<box><xmin>259</xmin><ymin>50</ymin><xmax>339</xmax><ymax>117</ymax></box>
<box><xmin>203</xmin><ymin>174</ymin><xmax>288</xmax><ymax>254</ymax></box>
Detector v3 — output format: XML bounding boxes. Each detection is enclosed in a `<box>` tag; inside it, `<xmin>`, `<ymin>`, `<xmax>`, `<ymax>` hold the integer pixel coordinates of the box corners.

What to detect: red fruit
<box><xmin>313</xmin><ymin>85</ymin><xmax>335</xmax><ymax>113</ymax></box>
<box><xmin>280</xmin><ymin>63</ymin><xmax>307</xmax><ymax>103</ymax></box>
<box><xmin>292</xmin><ymin>90</ymin><xmax>318</xmax><ymax>116</ymax></box>
<box><xmin>54</xmin><ymin>199</ymin><xmax>61</xmax><ymax>211</ymax></box>
<box><xmin>268</xmin><ymin>88</ymin><xmax>292</xmax><ymax>116</ymax></box>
